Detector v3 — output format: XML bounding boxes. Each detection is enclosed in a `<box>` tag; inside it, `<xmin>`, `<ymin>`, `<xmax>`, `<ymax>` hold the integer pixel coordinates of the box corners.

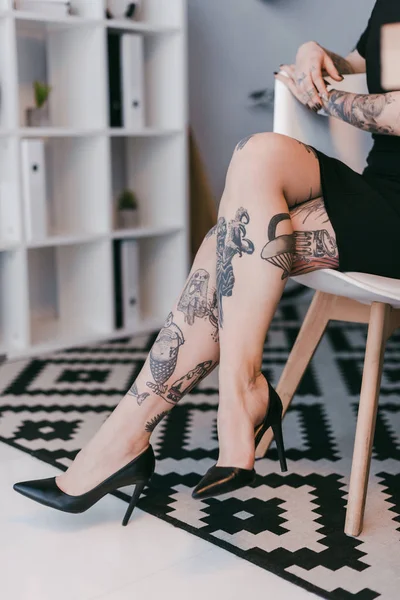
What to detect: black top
<box><xmin>355</xmin><ymin>0</ymin><xmax>400</xmax><ymax>178</ymax></box>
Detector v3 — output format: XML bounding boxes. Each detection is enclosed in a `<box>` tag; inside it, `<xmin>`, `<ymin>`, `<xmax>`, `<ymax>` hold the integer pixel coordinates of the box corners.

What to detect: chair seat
<box><xmin>292</xmin><ymin>269</ymin><xmax>400</xmax><ymax>308</ymax></box>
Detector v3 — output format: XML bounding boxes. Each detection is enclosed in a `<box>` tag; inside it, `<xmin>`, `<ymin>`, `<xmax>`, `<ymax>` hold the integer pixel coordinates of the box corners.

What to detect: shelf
<box><xmin>28</xmin><ymin>241</ymin><xmax>113</xmax><ymax>349</ymax></box>
<box><xmin>27</xmin><ymin>233</ymin><xmax>107</xmax><ymax>249</ymax></box>
<box><xmin>105</xmin><ymin>19</ymin><xmax>181</xmax><ymax>35</ymax></box>
<box><xmin>112</xmin><ymin>224</ymin><xmax>183</xmax><ymax>240</ymax></box>
<box><xmin>19</xmin><ymin>127</ymin><xmax>104</xmax><ymax>138</ymax></box>
<box><xmin>0</xmin><ymin>242</ymin><xmax>20</xmax><ymax>251</ymax></box>
<box><xmin>107</xmin><ymin>127</ymin><xmax>183</xmax><ymax>137</ymax></box>
<box><xmin>13</xmin><ymin>11</ymin><xmax>102</xmax><ymax>30</ymax></box>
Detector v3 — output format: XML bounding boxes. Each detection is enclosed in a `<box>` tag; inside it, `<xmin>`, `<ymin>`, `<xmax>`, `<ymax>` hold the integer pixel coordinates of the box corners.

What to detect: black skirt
<box><xmin>311</xmin><ymin>147</ymin><xmax>400</xmax><ymax>279</ymax></box>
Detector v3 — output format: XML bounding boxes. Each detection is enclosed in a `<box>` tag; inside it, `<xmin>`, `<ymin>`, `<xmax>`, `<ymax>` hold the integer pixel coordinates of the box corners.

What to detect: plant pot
<box><xmin>106</xmin><ymin>0</ymin><xmax>141</xmax><ymax>19</ymax></box>
<box><xmin>26</xmin><ymin>104</ymin><xmax>50</xmax><ymax>127</ymax></box>
<box><xmin>118</xmin><ymin>209</ymin><xmax>139</xmax><ymax>229</ymax></box>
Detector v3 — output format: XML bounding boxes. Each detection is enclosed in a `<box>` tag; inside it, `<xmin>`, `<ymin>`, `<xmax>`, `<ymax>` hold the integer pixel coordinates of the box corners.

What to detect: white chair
<box><xmin>256</xmin><ymin>75</ymin><xmax>400</xmax><ymax>537</ymax></box>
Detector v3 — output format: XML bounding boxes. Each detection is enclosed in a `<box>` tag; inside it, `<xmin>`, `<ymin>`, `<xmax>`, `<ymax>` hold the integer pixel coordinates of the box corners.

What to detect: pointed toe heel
<box><xmin>193</xmin><ymin>380</ymin><xmax>288</xmax><ymax>500</ymax></box>
<box><xmin>13</xmin><ymin>445</ymin><xmax>156</xmax><ymax>526</ymax></box>
<box><xmin>192</xmin><ymin>466</ymin><xmax>256</xmax><ymax>500</ymax></box>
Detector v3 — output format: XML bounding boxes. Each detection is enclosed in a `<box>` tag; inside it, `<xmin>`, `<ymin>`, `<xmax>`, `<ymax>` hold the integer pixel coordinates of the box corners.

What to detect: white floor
<box><xmin>1</xmin><ymin>442</ymin><xmax>319</xmax><ymax>600</ymax></box>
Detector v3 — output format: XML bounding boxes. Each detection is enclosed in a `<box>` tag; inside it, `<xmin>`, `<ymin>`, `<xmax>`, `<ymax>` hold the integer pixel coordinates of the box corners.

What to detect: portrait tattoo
<box><xmin>177</xmin><ymin>268</ymin><xmax>209</xmax><ymax>325</ymax></box>
<box><xmin>127</xmin><ymin>381</ymin><xmax>150</xmax><ymax>406</ymax></box>
<box><xmin>177</xmin><ymin>269</ymin><xmax>219</xmax><ymax>341</ymax></box>
<box><xmin>146</xmin><ymin>312</ymin><xmax>185</xmax><ymax>397</ymax></box>
<box><xmin>216</xmin><ymin>207</ymin><xmax>255</xmax><ymax>327</ymax></box>
<box><xmin>145</xmin><ymin>411</ymin><xmax>169</xmax><ymax>433</ymax></box>
<box><xmin>260</xmin><ymin>213</ymin><xmax>295</xmax><ymax>279</ymax></box>
<box><xmin>235</xmin><ymin>135</ymin><xmax>254</xmax><ymax>151</ymax></box>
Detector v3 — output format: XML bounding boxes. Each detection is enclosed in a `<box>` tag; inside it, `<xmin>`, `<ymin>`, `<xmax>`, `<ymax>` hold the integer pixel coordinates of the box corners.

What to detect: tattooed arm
<box><xmin>322</xmin><ymin>90</ymin><xmax>400</xmax><ymax>136</ymax></box>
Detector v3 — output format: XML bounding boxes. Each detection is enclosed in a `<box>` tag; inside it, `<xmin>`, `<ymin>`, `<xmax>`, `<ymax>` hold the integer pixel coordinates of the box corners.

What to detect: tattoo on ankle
<box><xmin>165</xmin><ymin>360</ymin><xmax>216</xmax><ymax>404</ymax></box>
<box><xmin>177</xmin><ymin>269</ymin><xmax>219</xmax><ymax>341</ymax></box>
<box><xmin>235</xmin><ymin>135</ymin><xmax>254</xmax><ymax>151</ymax></box>
<box><xmin>146</xmin><ymin>312</ymin><xmax>185</xmax><ymax>397</ymax></box>
<box><xmin>260</xmin><ymin>213</ymin><xmax>294</xmax><ymax>279</ymax></box>
<box><xmin>145</xmin><ymin>411</ymin><xmax>169</xmax><ymax>433</ymax></box>
<box><xmin>216</xmin><ymin>208</ymin><xmax>255</xmax><ymax>327</ymax></box>
<box><xmin>127</xmin><ymin>382</ymin><xmax>150</xmax><ymax>406</ymax></box>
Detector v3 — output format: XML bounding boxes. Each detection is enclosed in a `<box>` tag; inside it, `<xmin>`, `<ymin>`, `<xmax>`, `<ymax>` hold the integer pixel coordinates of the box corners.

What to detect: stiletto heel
<box><xmin>13</xmin><ymin>445</ymin><xmax>155</xmax><ymax>526</ymax></box>
<box><xmin>192</xmin><ymin>380</ymin><xmax>288</xmax><ymax>500</ymax></box>
<box><xmin>122</xmin><ymin>479</ymin><xmax>147</xmax><ymax>526</ymax></box>
<box><xmin>271</xmin><ymin>421</ymin><xmax>288</xmax><ymax>472</ymax></box>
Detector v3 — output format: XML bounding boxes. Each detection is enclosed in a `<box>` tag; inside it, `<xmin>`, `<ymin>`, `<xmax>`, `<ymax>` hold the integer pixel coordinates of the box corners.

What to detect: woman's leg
<box><xmin>57</xmin><ymin>232</ymin><xmax>221</xmax><ymax>495</ymax></box>
<box><xmin>214</xmin><ymin>132</ymin><xmax>338</xmax><ymax>469</ymax></box>
<box><xmin>57</xmin><ymin>132</ymin><xmax>338</xmax><ymax>495</ymax></box>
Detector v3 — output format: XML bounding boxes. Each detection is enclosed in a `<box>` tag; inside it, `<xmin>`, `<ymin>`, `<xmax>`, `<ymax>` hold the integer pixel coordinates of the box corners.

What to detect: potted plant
<box><xmin>26</xmin><ymin>81</ymin><xmax>52</xmax><ymax>127</ymax></box>
<box><xmin>117</xmin><ymin>188</ymin><xmax>139</xmax><ymax>228</ymax></box>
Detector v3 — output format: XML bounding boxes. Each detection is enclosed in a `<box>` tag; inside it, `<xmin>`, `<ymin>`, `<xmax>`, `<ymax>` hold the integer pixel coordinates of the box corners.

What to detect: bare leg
<box><xmin>215</xmin><ymin>133</ymin><xmax>338</xmax><ymax>469</ymax></box>
<box><xmin>57</xmin><ymin>232</ymin><xmax>220</xmax><ymax>494</ymax></box>
<box><xmin>57</xmin><ymin>133</ymin><xmax>338</xmax><ymax>494</ymax></box>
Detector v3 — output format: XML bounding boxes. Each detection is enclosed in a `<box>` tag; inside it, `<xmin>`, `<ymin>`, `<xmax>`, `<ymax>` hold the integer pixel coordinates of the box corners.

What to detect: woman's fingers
<box><xmin>279</xmin><ymin>63</ymin><xmax>296</xmax><ymax>80</ymax></box>
<box><xmin>274</xmin><ymin>72</ymin><xmax>307</xmax><ymax>105</ymax></box>
<box><xmin>311</xmin><ymin>69</ymin><xmax>330</xmax><ymax>101</ymax></box>
<box><xmin>296</xmin><ymin>71</ymin><xmax>322</xmax><ymax>110</ymax></box>
<box><xmin>323</xmin><ymin>54</ymin><xmax>343</xmax><ymax>82</ymax></box>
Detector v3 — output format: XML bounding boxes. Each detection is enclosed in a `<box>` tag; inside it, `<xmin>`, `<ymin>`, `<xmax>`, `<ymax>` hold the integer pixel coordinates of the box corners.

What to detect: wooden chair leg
<box><xmin>256</xmin><ymin>291</ymin><xmax>334</xmax><ymax>459</ymax></box>
<box><xmin>344</xmin><ymin>302</ymin><xmax>391</xmax><ymax>537</ymax></box>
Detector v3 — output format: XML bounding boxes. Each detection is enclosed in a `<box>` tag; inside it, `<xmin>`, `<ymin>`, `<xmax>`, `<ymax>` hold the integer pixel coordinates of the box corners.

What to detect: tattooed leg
<box><xmin>56</xmin><ymin>132</ymin><xmax>337</xmax><ymax>494</ymax></box>
<box><xmin>56</xmin><ymin>228</ymin><xmax>221</xmax><ymax>496</ymax></box>
<box><xmin>214</xmin><ymin>132</ymin><xmax>337</xmax><ymax>470</ymax></box>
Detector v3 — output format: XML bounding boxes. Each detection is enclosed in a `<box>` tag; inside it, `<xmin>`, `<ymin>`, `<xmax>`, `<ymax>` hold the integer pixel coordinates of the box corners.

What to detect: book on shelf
<box><xmin>0</xmin><ymin>182</ymin><xmax>19</xmax><ymax>243</ymax></box>
<box><xmin>121</xmin><ymin>33</ymin><xmax>145</xmax><ymax>129</ymax></box>
<box><xmin>21</xmin><ymin>139</ymin><xmax>48</xmax><ymax>242</ymax></box>
<box><xmin>113</xmin><ymin>239</ymin><xmax>140</xmax><ymax>329</ymax></box>
<box><xmin>107</xmin><ymin>32</ymin><xmax>145</xmax><ymax>129</ymax></box>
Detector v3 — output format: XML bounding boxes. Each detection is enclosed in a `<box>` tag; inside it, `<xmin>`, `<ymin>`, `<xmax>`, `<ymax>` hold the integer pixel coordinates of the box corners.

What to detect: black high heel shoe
<box><xmin>13</xmin><ymin>445</ymin><xmax>155</xmax><ymax>526</ymax></box>
<box><xmin>192</xmin><ymin>380</ymin><xmax>287</xmax><ymax>500</ymax></box>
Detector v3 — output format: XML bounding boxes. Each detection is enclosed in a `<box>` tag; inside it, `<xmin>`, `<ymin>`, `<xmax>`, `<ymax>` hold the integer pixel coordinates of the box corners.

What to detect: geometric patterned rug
<box><xmin>1</xmin><ymin>300</ymin><xmax>400</xmax><ymax>600</ymax></box>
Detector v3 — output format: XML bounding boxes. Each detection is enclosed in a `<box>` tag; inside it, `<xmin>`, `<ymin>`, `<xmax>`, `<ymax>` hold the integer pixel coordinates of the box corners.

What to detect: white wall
<box><xmin>188</xmin><ymin>0</ymin><xmax>375</xmax><ymax>200</ymax></box>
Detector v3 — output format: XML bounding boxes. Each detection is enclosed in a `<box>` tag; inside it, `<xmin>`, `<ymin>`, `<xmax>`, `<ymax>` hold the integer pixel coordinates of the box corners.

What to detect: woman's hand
<box><xmin>276</xmin><ymin>41</ymin><xmax>344</xmax><ymax>111</ymax></box>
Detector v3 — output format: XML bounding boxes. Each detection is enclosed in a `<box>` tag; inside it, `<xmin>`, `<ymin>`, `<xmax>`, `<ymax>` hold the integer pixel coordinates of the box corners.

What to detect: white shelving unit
<box><xmin>0</xmin><ymin>0</ymin><xmax>189</xmax><ymax>358</ymax></box>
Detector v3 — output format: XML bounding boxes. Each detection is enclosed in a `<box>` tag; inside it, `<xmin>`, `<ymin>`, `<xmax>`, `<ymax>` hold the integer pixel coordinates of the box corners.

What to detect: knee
<box><xmin>226</xmin><ymin>132</ymin><xmax>290</xmax><ymax>184</ymax></box>
<box><xmin>232</xmin><ymin>132</ymin><xmax>288</xmax><ymax>162</ymax></box>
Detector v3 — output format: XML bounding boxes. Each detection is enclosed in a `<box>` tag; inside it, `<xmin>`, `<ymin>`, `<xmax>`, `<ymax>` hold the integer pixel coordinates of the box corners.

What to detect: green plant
<box><xmin>117</xmin><ymin>189</ymin><xmax>138</xmax><ymax>211</ymax></box>
<box><xmin>33</xmin><ymin>81</ymin><xmax>52</xmax><ymax>109</ymax></box>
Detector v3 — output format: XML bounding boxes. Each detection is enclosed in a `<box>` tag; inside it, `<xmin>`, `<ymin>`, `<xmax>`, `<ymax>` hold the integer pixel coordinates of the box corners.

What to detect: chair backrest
<box><xmin>273</xmin><ymin>74</ymin><xmax>373</xmax><ymax>174</ymax></box>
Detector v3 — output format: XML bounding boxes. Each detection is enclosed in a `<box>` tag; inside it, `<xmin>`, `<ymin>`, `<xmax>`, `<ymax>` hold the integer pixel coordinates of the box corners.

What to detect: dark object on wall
<box><xmin>248</xmin><ymin>87</ymin><xmax>275</xmax><ymax>110</ymax></box>
<box><xmin>107</xmin><ymin>33</ymin><xmax>123</xmax><ymax>127</ymax></box>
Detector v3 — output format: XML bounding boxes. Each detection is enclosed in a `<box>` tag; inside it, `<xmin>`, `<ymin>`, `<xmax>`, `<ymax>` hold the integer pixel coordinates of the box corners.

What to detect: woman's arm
<box><xmin>322</xmin><ymin>90</ymin><xmax>400</xmax><ymax>135</ymax></box>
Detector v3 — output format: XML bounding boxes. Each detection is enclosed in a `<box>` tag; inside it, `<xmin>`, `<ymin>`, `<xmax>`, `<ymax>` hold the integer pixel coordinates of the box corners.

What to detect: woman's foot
<box><xmin>216</xmin><ymin>371</ymin><xmax>270</xmax><ymax>470</ymax></box>
<box><xmin>55</xmin><ymin>396</ymin><xmax>151</xmax><ymax>496</ymax></box>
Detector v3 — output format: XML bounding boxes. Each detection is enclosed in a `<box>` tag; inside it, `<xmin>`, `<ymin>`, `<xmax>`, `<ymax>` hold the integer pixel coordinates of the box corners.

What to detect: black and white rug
<box><xmin>1</xmin><ymin>301</ymin><xmax>400</xmax><ymax>600</ymax></box>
